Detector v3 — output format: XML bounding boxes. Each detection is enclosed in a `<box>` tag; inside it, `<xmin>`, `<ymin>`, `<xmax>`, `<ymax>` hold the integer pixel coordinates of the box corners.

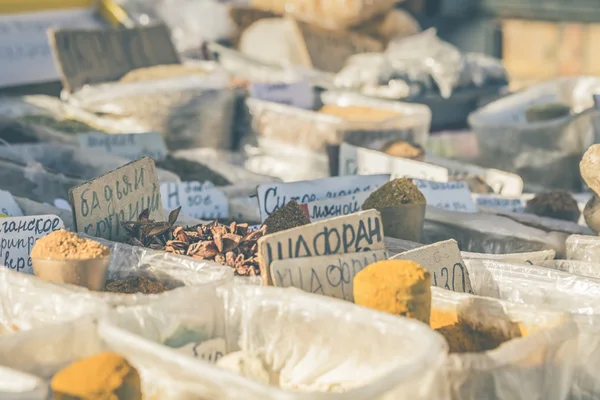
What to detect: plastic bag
<box><xmin>464</xmin><ymin>259</ymin><xmax>600</xmax><ymax>400</ymax></box>
<box><xmin>540</xmin><ymin>260</ymin><xmax>600</xmax><ymax>280</ymax></box>
<box><xmin>431</xmin><ymin>288</ymin><xmax>577</xmax><ymax>400</ymax></box>
<box><xmin>423</xmin><ymin>207</ymin><xmax>567</xmax><ymax>257</ymax></box>
<box><xmin>66</xmin><ymin>73</ymin><xmax>237</xmax><ymax>151</ymax></box>
<box><xmin>469</xmin><ymin>77</ymin><xmax>600</xmax><ymax>192</ymax></box>
<box><xmin>99</xmin><ymin>285</ymin><xmax>449</xmax><ymax>400</ymax></box>
<box><xmin>247</xmin><ymin>91</ymin><xmax>431</xmax><ymax>155</ymax></box>
<box><xmin>13</xmin><ymin>196</ymin><xmax>74</xmax><ymax>230</ymax></box>
<box><xmin>0</xmin><ymin>143</ymin><xmax>179</xmax><ymax>182</ymax></box>
<box><xmin>566</xmin><ymin>234</ymin><xmax>600</xmax><ymax>262</ymax></box>
<box><xmin>479</xmin><ymin>207</ymin><xmax>593</xmax><ymax>236</ymax></box>
<box><xmin>384</xmin><ymin>236</ymin><xmax>424</xmax><ymax>256</ymax></box>
<box><xmin>249</xmin><ymin>0</ymin><xmax>397</xmax><ymax>30</ymax></box>
<box><xmin>461</xmin><ymin>249</ymin><xmax>556</xmax><ymax>266</ymax></box>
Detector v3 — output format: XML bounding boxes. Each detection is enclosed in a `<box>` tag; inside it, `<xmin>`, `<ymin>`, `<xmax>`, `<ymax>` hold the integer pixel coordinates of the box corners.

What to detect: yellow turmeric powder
<box><xmin>353</xmin><ymin>260</ymin><xmax>431</xmax><ymax>324</ymax></box>
<box><xmin>318</xmin><ymin>104</ymin><xmax>401</xmax><ymax>121</ymax></box>
<box><xmin>430</xmin><ymin>308</ymin><xmax>522</xmax><ymax>353</ymax></box>
<box><xmin>51</xmin><ymin>351</ymin><xmax>142</xmax><ymax>400</ymax></box>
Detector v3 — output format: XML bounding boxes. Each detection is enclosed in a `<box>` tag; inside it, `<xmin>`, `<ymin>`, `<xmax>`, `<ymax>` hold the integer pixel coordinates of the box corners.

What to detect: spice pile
<box><xmin>263</xmin><ymin>200</ymin><xmax>311</xmax><ymax>234</ymax></box>
<box><xmin>381</xmin><ymin>140</ymin><xmax>424</xmax><ymax>160</ymax></box>
<box><xmin>156</xmin><ymin>155</ymin><xmax>231</xmax><ymax>186</ymax></box>
<box><xmin>362</xmin><ymin>178</ymin><xmax>426</xmax><ymax>209</ymax></box>
<box><xmin>525</xmin><ymin>191</ymin><xmax>581</xmax><ymax>222</ymax></box>
<box><xmin>104</xmin><ymin>276</ymin><xmax>166</xmax><ymax>295</ymax></box>
<box><xmin>319</xmin><ymin>104</ymin><xmax>401</xmax><ymax>121</ymax></box>
<box><xmin>122</xmin><ymin>208</ymin><xmax>266</xmax><ymax>276</ymax></box>
<box><xmin>19</xmin><ymin>115</ymin><xmax>100</xmax><ymax>134</ymax></box>
<box><xmin>31</xmin><ymin>230</ymin><xmax>110</xmax><ymax>260</ymax></box>
<box><xmin>119</xmin><ymin>64</ymin><xmax>208</xmax><ymax>84</ymax></box>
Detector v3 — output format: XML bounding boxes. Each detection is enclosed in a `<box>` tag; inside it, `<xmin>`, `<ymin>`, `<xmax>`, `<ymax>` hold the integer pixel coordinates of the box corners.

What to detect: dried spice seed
<box><xmin>104</xmin><ymin>276</ymin><xmax>166</xmax><ymax>294</ymax></box>
<box><xmin>155</xmin><ymin>156</ymin><xmax>231</xmax><ymax>186</ymax></box>
<box><xmin>362</xmin><ymin>178</ymin><xmax>426</xmax><ymax>210</ymax></box>
<box><xmin>263</xmin><ymin>200</ymin><xmax>311</xmax><ymax>235</ymax></box>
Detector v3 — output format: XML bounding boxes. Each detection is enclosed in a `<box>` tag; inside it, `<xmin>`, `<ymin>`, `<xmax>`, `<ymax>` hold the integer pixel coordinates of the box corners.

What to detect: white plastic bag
<box><xmin>99</xmin><ymin>285</ymin><xmax>450</xmax><ymax>400</ymax></box>
<box><xmin>461</xmin><ymin>249</ymin><xmax>556</xmax><ymax>266</ymax></box>
<box><xmin>432</xmin><ymin>288</ymin><xmax>578</xmax><ymax>400</ymax></box>
<box><xmin>566</xmin><ymin>234</ymin><xmax>600</xmax><ymax>262</ymax></box>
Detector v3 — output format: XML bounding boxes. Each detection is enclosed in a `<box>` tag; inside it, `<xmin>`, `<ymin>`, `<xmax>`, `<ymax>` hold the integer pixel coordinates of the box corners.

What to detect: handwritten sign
<box><xmin>339</xmin><ymin>142</ymin><xmax>448</xmax><ymax>182</ymax></box>
<box><xmin>249</xmin><ymin>81</ymin><xmax>314</xmax><ymax>109</ymax></box>
<box><xmin>160</xmin><ymin>182</ymin><xmax>229</xmax><ymax>220</ymax></box>
<box><xmin>0</xmin><ymin>190</ymin><xmax>23</xmax><ymax>217</ymax></box>
<box><xmin>414</xmin><ymin>180</ymin><xmax>477</xmax><ymax>213</ymax></box>
<box><xmin>392</xmin><ymin>239</ymin><xmax>473</xmax><ymax>294</ymax></box>
<box><xmin>256</xmin><ymin>174</ymin><xmax>389</xmax><ymax>222</ymax></box>
<box><xmin>0</xmin><ymin>215</ymin><xmax>64</xmax><ymax>274</ymax></box>
<box><xmin>292</xmin><ymin>20</ymin><xmax>383</xmax><ymax>73</ymax></box>
<box><xmin>303</xmin><ymin>190</ymin><xmax>372</xmax><ymax>221</ymax></box>
<box><xmin>258</xmin><ymin>209</ymin><xmax>384</xmax><ymax>285</ymax></box>
<box><xmin>49</xmin><ymin>23</ymin><xmax>180</xmax><ymax>92</ymax></box>
<box><xmin>78</xmin><ymin>132</ymin><xmax>168</xmax><ymax>161</ymax></box>
<box><xmin>473</xmin><ymin>194</ymin><xmax>528</xmax><ymax>213</ymax></box>
<box><xmin>69</xmin><ymin>157</ymin><xmax>163</xmax><ymax>241</ymax></box>
<box><xmin>271</xmin><ymin>249</ymin><xmax>388</xmax><ymax>302</ymax></box>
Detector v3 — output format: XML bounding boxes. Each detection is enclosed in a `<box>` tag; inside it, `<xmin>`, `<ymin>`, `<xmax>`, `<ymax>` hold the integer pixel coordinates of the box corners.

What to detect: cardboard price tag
<box><xmin>49</xmin><ymin>23</ymin><xmax>180</xmax><ymax>92</ymax></box>
<box><xmin>160</xmin><ymin>182</ymin><xmax>229</xmax><ymax>220</ymax></box>
<box><xmin>69</xmin><ymin>157</ymin><xmax>163</xmax><ymax>241</ymax></box>
<box><xmin>414</xmin><ymin>180</ymin><xmax>477</xmax><ymax>213</ymax></box>
<box><xmin>258</xmin><ymin>209</ymin><xmax>384</xmax><ymax>285</ymax></box>
<box><xmin>0</xmin><ymin>215</ymin><xmax>64</xmax><ymax>274</ymax></box>
<box><xmin>303</xmin><ymin>190</ymin><xmax>372</xmax><ymax>222</ymax></box>
<box><xmin>473</xmin><ymin>194</ymin><xmax>528</xmax><ymax>213</ymax></box>
<box><xmin>393</xmin><ymin>239</ymin><xmax>473</xmax><ymax>294</ymax></box>
<box><xmin>339</xmin><ymin>142</ymin><xmax>448</xmax><ymax>182</ymax></box>
<box><xmin>0</xmin><ymin>189</ymin><xmax>23</xmax><ymax>217</ymax></box>
<box><xmin>249</xmin><ymin>81</ymin><xmax>314</xmax><ymax>109</ymax></box>
<box><xmin>256</xmin><ymin>174</ymin><xmax>389</xmax><ymax>222</ymax></box>
<box><xmin>78</xmin><ymin>132</ymin><xmax>168</xmax><ymax>161</ymax></box>
<box><xmin>271</xmin><ymin>249</ymin><xmax>388</xmax><ymax>302</ymax></box>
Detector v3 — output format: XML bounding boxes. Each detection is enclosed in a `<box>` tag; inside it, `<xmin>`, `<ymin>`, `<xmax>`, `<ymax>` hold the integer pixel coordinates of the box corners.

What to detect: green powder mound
<box><xmin>263</xmin><ymin>200</ymin><xmax>311</xmax><ymax>235</ymax></box>
<box><xmin>362</xmin><ymin>178</ymin><xmax>426</xmax><ymax>210</ymax></box>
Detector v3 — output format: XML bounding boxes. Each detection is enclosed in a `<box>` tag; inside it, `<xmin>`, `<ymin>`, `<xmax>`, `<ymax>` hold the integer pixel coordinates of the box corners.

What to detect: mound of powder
<box><xmin>31</xmin><ymin>230</ymin><xmax>110</xmax><ymax>260</ymax></box>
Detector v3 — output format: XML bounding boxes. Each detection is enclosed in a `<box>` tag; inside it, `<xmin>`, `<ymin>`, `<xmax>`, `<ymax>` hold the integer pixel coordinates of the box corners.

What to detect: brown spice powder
<box><xmin>263</xmin><ymin>200</ymin><xmax>311</xmax><ymax>235</ymax></box>
<box><xmin>31</xmin><ymin>230</ymin><xmax>110</xmax><ymax>260</ymax></box>
<box><xmin>362</xmin><ymin>178</ymin><xmax>426</xmax><ymax>210</ymax></box>
<box><xmin>119</xmin><ymin>64</ymin><xmax>208</xmax><ymax>84</ymax></box>
<box><xmin>104</xmin><ymin>276</ymin><xmax>166</xmax><ymax>295</ymax></box>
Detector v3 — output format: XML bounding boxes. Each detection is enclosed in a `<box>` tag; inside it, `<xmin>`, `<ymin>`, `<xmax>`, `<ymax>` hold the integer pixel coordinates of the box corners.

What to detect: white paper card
<box><xmin>161</xmin><ymin>182</ymin><xmax>229</xmax><ymax>220</ymax></box>
<box><xmin>303</xmin><ymin>190</ymin><xmax>372</xmax><ymax>221</ymax></box>
<box><xmin>78</xmin><ymin>132</ymin><xmax>168</xmax><ymax>161</ymax></box>
<box><xmin>473</xmin><ymin>194</ymin><xmax>528</xmax><ymax>213</ymax></box>
<box><xmin>415</xmin><ymin>180</ymin><xmax>477</xmax><ymax>213</ymax></box>
<box><xmin>0</xmin><ymin>215</ymin><xmax>64</xmax><ymax>274</ymax></box>
<box><xmin>339</xmin><ymin>142</ymin><xmax>448</xmax><ymax>182</ymax></box>
<box><xmin>249</xmin><ymin>81</ymin><xmax>313</xmax><ymax>109</ymax></box>
<box><xmin>257</xmin><ymin>174</ymin><xmax>389</xmax><ymax>222</ymax></box>
<box><xmin>0</xmin><ymin>189</ymin><xmax>23</xmax><ymax>217</ymax></box>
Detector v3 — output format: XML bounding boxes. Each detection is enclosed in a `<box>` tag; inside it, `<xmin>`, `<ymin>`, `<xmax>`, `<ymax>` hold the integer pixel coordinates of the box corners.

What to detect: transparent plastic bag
<box><xmin>99</xmin><ymin>285</ymin><xmax>449</xmax><ymax>400</ymax></box>
<box><xmin>249</xmin><ymin>0</ymin><xmax>397</xmax><ymax>30</ymax></box>
<box><xmin>384</xmin><ymin>236</ymin><xmax>424</xmax><ymax>256</ymax></box>
<box><xmin>469</xmin><ymin>77</ymin><xmax>600</xmax><ymax>192</ymax></box>
<box><xmin>464</xmin><ymin>259</ymin><xmax>600</xmax><ymax>400</ymax></box>
<box><xmin>566</xmin><ymin>234</ymin><xmax>600</xmax><ymax>262</ymax></box>
<box><xmin>0</xmin><ymin>143</ymin><xmax>179</xmax><ymax>182</ymax></box>
<box><xmin>66</xmin><ymin>73</ymin><xmax>236</xmax><ymax>151</ymax></box>
<box><xmin>461</xmin><ymin>249</ymin><xmax>556</xmax><ymax>266</ymax></box>
<box><xmin>423</xmin><ymin>207</ymin><xmax>567</xmax><ymax>257</ymax></box>
<box><xmin>247</xmin><ymin>91</ymin><xmax>431</xmax><ymax>155</ymax></box>
<box><xmin>431</xmin><ymin>288</ymin><xmax>578</xmax><ymax>400</ymax></box>
<box><xmin>540</xmin><ymin>260</ymin><xmax>600</xmax><ymax>280</ymax></box>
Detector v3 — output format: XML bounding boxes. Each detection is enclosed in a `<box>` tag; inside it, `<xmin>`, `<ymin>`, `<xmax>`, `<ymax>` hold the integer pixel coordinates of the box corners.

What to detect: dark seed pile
<box><xmin>362</xmin><ymin>178</ymin><xmax>426</xmax><ymax>210</ymax></box>
<box><xmin>104</xmin><ymin>276</ymin><xmax>166</xmax><ymax>295</ymax></box>
<box><xmin>525</xmin><ymin>191</ymin><xmax>581</xmax><ymax>223</ymax></box>
<box><xmin>263</xmin><ymin>200</ymin><xmax>311</xmax><ymax>235</ymax></box>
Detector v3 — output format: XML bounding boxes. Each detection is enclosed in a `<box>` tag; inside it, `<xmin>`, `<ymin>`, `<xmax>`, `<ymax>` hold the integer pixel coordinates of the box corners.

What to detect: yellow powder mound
<box><xmin>319</xmin><ymin>104</ymin><xmax>401</xmax><ymax>121</ymax></box>
<box><xmin>31</xmin><ymin>229</ymin><xmax>110</xmax><ymax>260</ymax></box>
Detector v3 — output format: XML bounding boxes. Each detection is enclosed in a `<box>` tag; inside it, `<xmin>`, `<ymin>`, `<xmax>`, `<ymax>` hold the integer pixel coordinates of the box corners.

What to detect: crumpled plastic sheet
<box><xmin>540</xmin><ymin>260</ymin><xmax>600</xmax><ymax>280</ymax></box>
<box><xmin>465</xmin><ymin>259</ymin><xmax>600</xmax><ymax>400</ymax></box>
<box><xmin>65</xmin><ymin>72</ymin><xmax>237</xmax><ymax>151</ymax></box>
<box><xmin>461</xmin><ymin>249</ymin><xmax>556</xmax><ymax>266</ymax></box>
<box><xmin>423</xmin><ymin>207</ymin><xmax>568</xmax><ymax>257</ymax></box>
<box><xmin>246</xmin><ymin>91</ymin><xmax>431</xmax><ymax>154</ymax></box>
<box><xmin>566</xmin><ymin>234</ymin><xmax>600</xmax><ymax>263</ymax></box>
<box><xmin>469</xmin><ymin>77</ymin><xmax>600</xmax><ymax>192</ymax></box>
<box><xmin>98</xmin><ymin>285</ymin><xmax>449</xmax><ymax>400</ymax></box>
<box><xmin>384</xmin><ymin>236</ymin><xmax>424</xmax><ymax>256</ymax></box>
<box><xmin>431</xmin><ymin>287</ymin><xmax>578</xmax><ymax>400</ymax></box>
<box><xmin>0</xmin><ymin>238</ymin><xmax>233</xmax><ymax>335</ymax></box>
<box><xmin>0</xmin><ymin>143</ymin><xmax>179</xmax><ymax>182</ymax></box>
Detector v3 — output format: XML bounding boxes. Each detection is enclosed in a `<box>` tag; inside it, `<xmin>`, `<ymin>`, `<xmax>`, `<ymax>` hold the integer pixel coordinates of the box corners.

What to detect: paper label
<box><xmin>258</xmin><ymin>210</ymin><xmax>384</xmax><ymax>285</ymax></box>
<box><xmin>414</xmin><ymin>180</ymin><xmax>477</xmax><ymax>213</ymax></box>
<box><xmin>178</xmin><ymin>338</ymin><xmax>226</xmax><ymax>364</ymax></box>
<box><xmin>0</xmin><ymin>190</ymin><xmax>23</xmax><ymax>217</ymax></box>
<box><xmin>160</xmin><ymin>182</ymin><xmax>229</xmax><ymax>220</ymax></box>
<box><xmin>49</xmin><ymin>23</ymin><xmax>180</xmax><ymax>92</ymax></box>
<box><xmin>78</xmin><ymin>132</ymin><xmax>168</xmax><ymax>161</ymax></box>
<box><xmin>0</xmin><ymin>215</ymin><xmax>64</xmax><ymax>274</ymax></box>
<box><xmin>256</xmin><ymin>174</ymin><xmax>389</xmax><ymax>222</ymax></box>
<box><xmin>271</xmin><ymin>249</ymin><xmax>388</xmax><ymax>302</ymax></box>
<box><xmin>69</xmin><ymin>157</ymin><xmax>163</xmax><ymax>241</ymax></box>
<box><xmin>473</xmin><ymin>194</ymin><xmax>527</xmax><ymax>213</ymax></box>
<box><xmin>339</xmin><ymin>142</ymin><xmax>448</xmax><ymax>182</ymax></box>
<box><xmin>0</xmin><ymin>7</ymin><xmax>102</xmax><ymax>88</ymax></box>
<box><xmin>249</xmin><ymin>81</ymin><xmax>313</xmax><ymax>109</ymax></box>
<box><xmin>303</xmin><ymin>190</ymin><xmax>372</xmax><ymax>221</ymax></box>
<box><xmin>392</xmin><ymin>239</ymin><xmax>473</xmax><ymax>294</ymax></box>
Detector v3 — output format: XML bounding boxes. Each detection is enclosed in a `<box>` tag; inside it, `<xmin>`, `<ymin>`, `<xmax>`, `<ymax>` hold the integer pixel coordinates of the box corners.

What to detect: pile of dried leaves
<box><xmin>121</xmin><ymin>207</ymin><xmax>266</xmax><ymax>276</ymax></box>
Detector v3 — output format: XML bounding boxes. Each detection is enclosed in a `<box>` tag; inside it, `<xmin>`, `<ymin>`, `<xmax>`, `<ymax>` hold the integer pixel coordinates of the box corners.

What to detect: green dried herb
<box><xmin>263</xmin><ymin>200</ymin><xmax>311</xmax><ymax>235</ymax></box>
<box><xmin>19</xmin><ymin>115</ymin><xmax>100</xmax><ymax>134</ymax></box>
<box><xmin>156</xmin><ymin>156</ymin><xmax>231</xmax><ymax>186</ymax></box>
<box><xmin>362</xmin><ymin>178</ymin><xmax>426</xmax><ymax>210</ymax></box>
<box><xmin>525</xmin><ymin>103</ymin><xmax>570</xmax><ymax>123</ymax></box>
<box><xmin>104</xmin><ymin>276</ymin><xmax>166</xmax><ymax>294</ymax></box>
<box><xmin>525</xmin><ymin>191</ymin><xmax>580</xmax><ymax>222</ymax></box>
